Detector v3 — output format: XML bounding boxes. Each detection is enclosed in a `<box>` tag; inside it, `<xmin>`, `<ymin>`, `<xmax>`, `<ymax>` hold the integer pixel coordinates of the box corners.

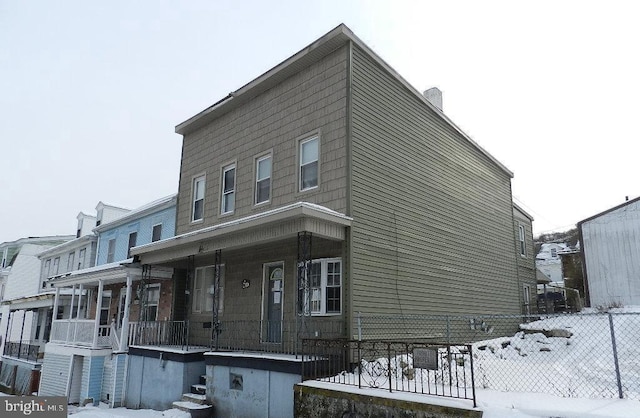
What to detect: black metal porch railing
<box><xmin>3</xmin><ymin>341</ymin><xmax>40</xmax><ymax>363</ymax></box>
<box><xmin>210</xmin><ymin>319</ymin><xmax>346</xmax><ymax>355</ymax></box>
<box><xmin>301</xmin><ymin>339</ymin><xmax>476</xmax><ymax>407</ymax></box>
<box><xmin>126</xmin><ymin>318</ymin><xmax>346</xmax><ymax>355</ymax></box>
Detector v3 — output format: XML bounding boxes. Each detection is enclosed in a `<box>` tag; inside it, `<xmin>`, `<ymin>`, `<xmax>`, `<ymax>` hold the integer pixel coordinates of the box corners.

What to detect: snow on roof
<box><xmin>47</xmin><ymin>258</ymin><xmax>136</xmax><ymax>283</ymax></box>
<box><xmin>94</xmin><ymin>194</ymin><xmax>177</xmax><ymax>232</ymax></box>
<box><xmin>134</xmin><ymin>201</ymin><xmax>351</xmax><ymax>252</ymax></box>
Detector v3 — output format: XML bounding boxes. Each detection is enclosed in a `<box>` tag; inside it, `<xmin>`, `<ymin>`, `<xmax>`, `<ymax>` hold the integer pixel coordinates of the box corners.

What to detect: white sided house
<box><xmin>0</xmin><ymin>236</ymin><xmax>74</xmax><ymax>394</ymax></box>
<box><xmin>578</xmin><ymin>196</ymin><xmax>640</xmax><ymax>307</ymax></box>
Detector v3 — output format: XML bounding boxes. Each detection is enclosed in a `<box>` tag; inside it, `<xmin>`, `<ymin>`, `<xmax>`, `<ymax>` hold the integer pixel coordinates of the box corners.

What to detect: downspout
<box><xmin>345</xmin><ymin>39</ymin><xmax>354</xmax><ymax>340</ymax></box>
<box><xmin>577</xmin><ymin>222</ymin><xmax>590</xmax><ymax>307</ymax></box>
<box><xmin>119</xmin><ymin>273</ymin><xmax>133</xmax><ymax>352</ymax></box>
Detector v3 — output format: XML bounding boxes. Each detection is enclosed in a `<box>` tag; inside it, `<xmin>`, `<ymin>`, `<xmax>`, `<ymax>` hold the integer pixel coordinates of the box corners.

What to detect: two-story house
<box><xmin>513</xmin><ymin>203</ymin><xmax>536</xmax><ymax>315</ymax></box>
<box><xmin>0</xmin><ymin>235</ymin><xmax>74</xmax><ymax>394</ymax></box>
<box><xmin>38</xmin><ymin>195</ymin><xmax>176</xmax><ymax>406</ymax></box>
<box><xmin>129</xmin><ymin>24</ymin><xmax>524</xmax><ymax>416</ymax></box>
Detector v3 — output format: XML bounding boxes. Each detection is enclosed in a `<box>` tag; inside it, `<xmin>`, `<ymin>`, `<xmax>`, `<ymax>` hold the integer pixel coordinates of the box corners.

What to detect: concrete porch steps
<box><xmin>191</xmin><ymin>384</ymin><xmax>206</xmax><ymax>395</ymax></box>
<box><xmin>171</xmin><ymin>400</ymin><xmax>213</xmax><ymax>418</ymax></box>
<box><xmin>182</xmin><ymin>392</ymin><xmax>207</xmax><ymax>404</ymax></box>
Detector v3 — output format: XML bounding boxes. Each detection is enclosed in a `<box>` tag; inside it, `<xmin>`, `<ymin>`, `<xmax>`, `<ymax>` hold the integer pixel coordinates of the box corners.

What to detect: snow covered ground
<box><xmin>4</xmin><ymin>309</ymin><xmax>639</xmax><ymax>417</ymax></box>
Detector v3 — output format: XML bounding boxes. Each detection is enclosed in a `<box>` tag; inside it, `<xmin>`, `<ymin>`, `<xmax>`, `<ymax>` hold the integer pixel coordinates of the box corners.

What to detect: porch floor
<box><xmin>128</xmin><ymin>345</ymin><xmax>209</xmax><ymax>354</ymax></box>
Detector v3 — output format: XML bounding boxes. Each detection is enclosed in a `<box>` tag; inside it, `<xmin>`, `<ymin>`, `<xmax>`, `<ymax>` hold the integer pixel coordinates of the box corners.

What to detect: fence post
<box><xmin>357</xmin><ymin>312</ymin><xmax>362</xmax><ymax>341</ymax></box>
<box><xmin>608</xmin><ymin>313</ymin><xmax>623</xmax><ymax>399</ymax></box>
<box><xmin>357</xmin><ymin>339</ymin><xmax>362</xmax><ymax>389</ymax></box>
<box><xmin>446</xmin><ymin>315</ymin><xmax>451</xmax><ymax>344</ymax></box>
<box><xmin>387</xmin><ymin>342</ymin><xmax>392</xmax><ymax>393</ymax></box>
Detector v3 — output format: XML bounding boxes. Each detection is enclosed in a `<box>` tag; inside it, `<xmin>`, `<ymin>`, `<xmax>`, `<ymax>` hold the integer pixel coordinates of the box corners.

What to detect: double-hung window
<box><xmin>152</xmin><ymin>224</ymin><xmax>162</xmax><ymax>242</ymax></box>
<box><xmin>193</xmin><ymin>265</ymin><xmax>225</xmax><ymax>314</ymax></box>
<box><xmin>127</xmin><ymin>232</ymin><xmax>137</xmax><ymax>258</ymax></box>
<box><xmin>255</xmin><ymin>155</ymin><xmax>271</xmax><ymax>205</ymax></box>
<box><xmin>78</xmin><ymin>248</ymin><xmax>86</xmax><ymax>270</ymax></box>
<box><xmin>67</xmin><ymin>252</ymin><xmax>75</xmax><ymax>272</ymax></box>
<box><xmin>299</xmin><ymin>137</ymin><xmax>318</xmax><ymax>191</ymax></box>
<box><xmin>299</xmin><ymin>258</ymin><xmax>341</xmax><ymax>315</ymax></box>
<box><xmin>518</xmin><ymin>224</ymin><xmax>526</xmax><ymax>256</ymax></box>
<box><xmin>52</xmin><ymin>257</ymin><xmax>60</xmax><ymax>275</ymax></box>
<box><xmin>107</xmin><ymin>239</ymin><xmax>116</xmax><ymax>263</ymax></box>
<box><xmin>143</xmin><ymin>284</ymin><xmax>161</xmax><ymax>321</ymax></box>
<box><xmin>43</xmin><ymin>259</ymin><xmax>51</xmax><ymax>279</ymax></box>
<box><xmin>192</xmin><ymin>175</ymin><xmax>205</xmax><ymax>222</ymax></box>
<box><xmin>221</xmin><ymin>164</ymin><xmax>236</xmax><ymax>214</ymax></box>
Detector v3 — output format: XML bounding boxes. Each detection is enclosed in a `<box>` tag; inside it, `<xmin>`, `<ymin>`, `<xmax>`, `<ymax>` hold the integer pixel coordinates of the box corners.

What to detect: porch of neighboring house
<box><xmin>38</xmin><ymin>261</ymin><xmax>178</xmax><ymax>406</ymax></box>
<box><xmin>0</xmin><ymin>293</ymin><xmax>62</xmax><ymax>394</ymax></box>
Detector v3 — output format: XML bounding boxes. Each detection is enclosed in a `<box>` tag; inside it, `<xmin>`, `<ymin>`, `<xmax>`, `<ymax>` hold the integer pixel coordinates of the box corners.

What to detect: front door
<box><xmin>116</xmin><ymin>288</ymin><xmax>127</xmax><ymax>329</ymax></box>
<box><xmin>264</xmin><ymin>263</ymin><xmax>283</xmax><ymax>343</ymax></box>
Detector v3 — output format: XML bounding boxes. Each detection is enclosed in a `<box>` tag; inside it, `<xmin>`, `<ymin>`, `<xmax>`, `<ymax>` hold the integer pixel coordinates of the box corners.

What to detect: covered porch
<box><xmin>47</xmin><ymin>260</ymin><xmax>174</xmax><ymax>352</ymax></box>
<box><xmin>131</xmin><ymin>202</ymin><xmax>352</xmax><ymax>355</ymax></box>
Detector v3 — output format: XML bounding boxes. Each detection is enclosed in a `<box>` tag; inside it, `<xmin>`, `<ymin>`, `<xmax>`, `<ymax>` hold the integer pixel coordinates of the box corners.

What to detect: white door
<box><xmin>68</xmin><ymin>355</ymin><xmax>83</xmax><ymax>404</ymax></box>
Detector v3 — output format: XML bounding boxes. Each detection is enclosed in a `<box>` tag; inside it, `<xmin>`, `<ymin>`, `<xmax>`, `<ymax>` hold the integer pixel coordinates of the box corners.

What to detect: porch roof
<box><xmin>48</xmin><ymin>258</ymin><xmax>173</xmax><ymax>287</ymax></box>
<box><xmin>131</xmin><ymin>202</ymin><xmax>352</xmax><ymax>265</ymax></box>
<box><xmin>1</xmin><ymin>288</ymin><xmax>82</xmax><ymax>310</ymax></box>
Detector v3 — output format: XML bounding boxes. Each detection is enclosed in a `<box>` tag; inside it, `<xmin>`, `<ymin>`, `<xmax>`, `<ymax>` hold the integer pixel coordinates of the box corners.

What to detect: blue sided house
<box><xmin>38</xmin><ymin>194</ymin><xmax>178</xmax><ymax>407</ymax></box>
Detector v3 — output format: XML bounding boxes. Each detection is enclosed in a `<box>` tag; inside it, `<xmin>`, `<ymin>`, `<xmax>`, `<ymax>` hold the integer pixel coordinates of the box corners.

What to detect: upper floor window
<box><xmin>192</xmin><ymin>175</ymin><xmax>206</xmax><ymax>222</ymax></box>
<box><xmin>67</xmin><ymin>252</ymin><xmax>75</xmax><ymax>272</ymax></box>
<box><xmin>152</xmin><ymin>224</ymin><xmax>162</xmax><ymax>242</ymax></box>
<box><xmin>221</xmin><ymin>164</ymin><xmax>236</xmax><ymax>214</ymax></box>
<box><xmin>299</xmin><ymin>258</ymin><xmax>341</xmax><ymax>315</ymax></box>
<box><xmin>52</xmin><ymin>257</ymin><xmax>60</xmax><ymax>275</ymax></box>
<box><xmin>300</xmin><ymin>136</ymin><xmax>318</xmax><ymax>191</ymax></box>
<box><xmin>78</xmin><ymin>248</ymin><xmax>86</xmax><ymax>270</ymax></box>
<box><xmin>255</xmin><ymin>155</ymin><xmax>272</xmax><ymax>205</ymax></box>
<box><xmin>518</xmin><ymin>224</ymin><xmax>526</xmax><ymax>256</ymax></box>
<box><xmin>127</xmin><ymin>232</ymin><xmax>137</xmax><ymax>258</ymax></box>
<box><xmin>107</xmin><ymin>239</ymin><xmax>116</xmax><ymax>263</ymax></box>
<box><xmin>43</xmin><ymin>259</ymin><xmax>51</xmax><ymax>279</ymax></box>
<box><xmin>550</xmin><ymin>248</ymin><xmax>557</xmax><ymax>258</ymax></box>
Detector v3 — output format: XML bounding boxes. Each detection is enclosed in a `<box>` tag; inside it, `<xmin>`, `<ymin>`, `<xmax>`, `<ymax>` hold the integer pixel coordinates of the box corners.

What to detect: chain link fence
<box><xmin>354</xmin><ymin>312</ymin><xmax>640</xmax><ymax>400</ymax></box>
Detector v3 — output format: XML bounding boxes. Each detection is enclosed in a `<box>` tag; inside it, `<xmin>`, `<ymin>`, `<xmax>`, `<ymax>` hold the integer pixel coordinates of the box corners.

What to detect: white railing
<box><xmin>50</xmin><ymin>320</ymin><xmax>112</xmax><ymax>348</ymax></box>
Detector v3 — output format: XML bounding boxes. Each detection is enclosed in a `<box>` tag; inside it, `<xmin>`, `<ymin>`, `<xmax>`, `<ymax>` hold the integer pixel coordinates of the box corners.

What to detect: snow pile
<box><xmin>68</xmin><ymin>403</ymin><xmax>190</xmax><ymax>417</ymax></box>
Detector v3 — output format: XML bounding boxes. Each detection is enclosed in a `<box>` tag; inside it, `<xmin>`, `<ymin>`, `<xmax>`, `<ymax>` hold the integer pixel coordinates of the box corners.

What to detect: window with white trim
<box><xmin>221</xmin><ymin>164</ymin><xmax>236</xmax><ymax>214</ymax></box>
<box><xmin>107</xmin><ymin>239</ymin><xmax>116</xmax><ymax>263</ymax></box>
<box><xmin>299</xmin><ymin>137</ymin><xmax>318</xmax><ymax>191</ymax></box>
<box><xmin>67</xmin><ymin>252</ymin><xmax>75</xmax><ymax>272</ymax></box>
<box><xmin>52</xmin><ymin>257</ymin><xmax>60</xmax><ymax>275</ymax></box>
<box><xmin>518</xmin><ymin>224</ymin><xmax>526</xmax><ymax>256</ymax></box>
<box><xmin>299</xmin><ymin>258</ymin><xmax>341</xmax><ymax>315</ymax></box>
<box><xmin>127</xmin><ymin>232</ymin><xmax>137</xmax><ymax>258</ymax></box>
<box><xmin>43</xmin><ymin>259</ymin><xmax>51</xmax><ymax>279</ymax></box>
<box><xmin>152</xmin><ymin>224</ymin><xmax>162</xmax><ymax>242</ymax></box>
<box><xmin>143</xmin><ymin>283</ymin><xmax>161</xmax><ymax>321</ymax></box>
<box><xmin>255</xmin><ymin>155</ymin><xmax>271</xmax><ymax>205</ymax></box>
<box><xmin>77</xmin><ymin>248</ymin><xmax>86</xmax><ymax>270</ymax></box>
<box><xmin>192</xmin><ymin>265</ymin><xmax>225</xmax><ymax>314</ymax></box>
<box><xmin>192</xmin><ymin>175</ymin><xmax>205</xmax><ymax>222</ymax></box>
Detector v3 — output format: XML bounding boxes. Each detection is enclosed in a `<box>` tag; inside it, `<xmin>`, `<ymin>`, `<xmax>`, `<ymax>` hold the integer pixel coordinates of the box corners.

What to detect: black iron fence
<box><xmin>355</xmin><ymin>312</ymin><xmax>640</xmax><ymax>400</ymax></box>
<box><xmin>3</xmin><ymin>341</ymin><xmax>40</xmax><ymax>363</ymax></box>
<box><xmin>302</xmin><ymin>339</ymin><xmax>476</xmax><ymax>406</ymax></box>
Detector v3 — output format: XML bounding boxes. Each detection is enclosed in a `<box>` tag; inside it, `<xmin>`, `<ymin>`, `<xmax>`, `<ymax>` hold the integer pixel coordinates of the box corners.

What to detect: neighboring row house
<box><xmin>0</xmin><ymin>235</ymin><xmax>75</xmax><ymax>394</ymax></box>
<box><xmin>38</xmin><ymin>194</ymin><xmax>177</xmax><ymax>407</ymax></box>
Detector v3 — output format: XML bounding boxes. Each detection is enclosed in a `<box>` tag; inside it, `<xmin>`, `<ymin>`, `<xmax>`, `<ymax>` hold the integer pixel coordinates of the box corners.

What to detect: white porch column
<box><xmin>52</xmin><ymin>287</ymin><xmax>60</xmax><ymax>321</ymax></box>
<box><xmin>66</xmin><ymin>284</ymin><xmax>76</xmax><ymax>343</ymax></box>
<box><xmin>76</xmin><ymin>284</ymin><xmax>84</xmax><ymax>319</ymax></box>
<box><xmin>119</xmin><ymin>273</ymin><xmax>133</xmax><ymax>352</ymax></box>
<box><xmin>92</xmin><ymin>280</ymin><xmax>104</xmax><ymax>349</ymax></box>
<box><xmin>73</xmin><ymin>284</ymin><xmax>84</xmax><ymax>342</ymax></box>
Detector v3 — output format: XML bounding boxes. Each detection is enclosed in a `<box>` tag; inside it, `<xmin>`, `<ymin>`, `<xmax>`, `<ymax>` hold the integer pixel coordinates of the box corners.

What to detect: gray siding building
<box><xmin>134</xmin><ymin>24</ymin><xmax>523</xmax><ymax>345</ymax></box>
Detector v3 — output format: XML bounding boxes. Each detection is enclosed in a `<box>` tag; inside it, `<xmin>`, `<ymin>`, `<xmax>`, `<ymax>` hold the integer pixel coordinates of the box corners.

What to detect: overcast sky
<box><xmin>1</xmin><ymin>1</ymin><xmax>638</xmax><ymax>242</ymax></box>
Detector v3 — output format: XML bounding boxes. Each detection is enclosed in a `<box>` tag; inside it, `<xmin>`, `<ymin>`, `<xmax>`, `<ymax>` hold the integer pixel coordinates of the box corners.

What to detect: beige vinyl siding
<box><xmin>176</xmin><ymin>46</ymin><xmax>349</xmax><ymax>235</ymax></box>
<box><xmin>349</xmin><ymin>45</ymin><xmax>520</xmax><ymax>316</ymax></box>
<box><xmin>513</xmin><ymin>207</ymin><xmax>537</xmax><ymax>312</ymax></box>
